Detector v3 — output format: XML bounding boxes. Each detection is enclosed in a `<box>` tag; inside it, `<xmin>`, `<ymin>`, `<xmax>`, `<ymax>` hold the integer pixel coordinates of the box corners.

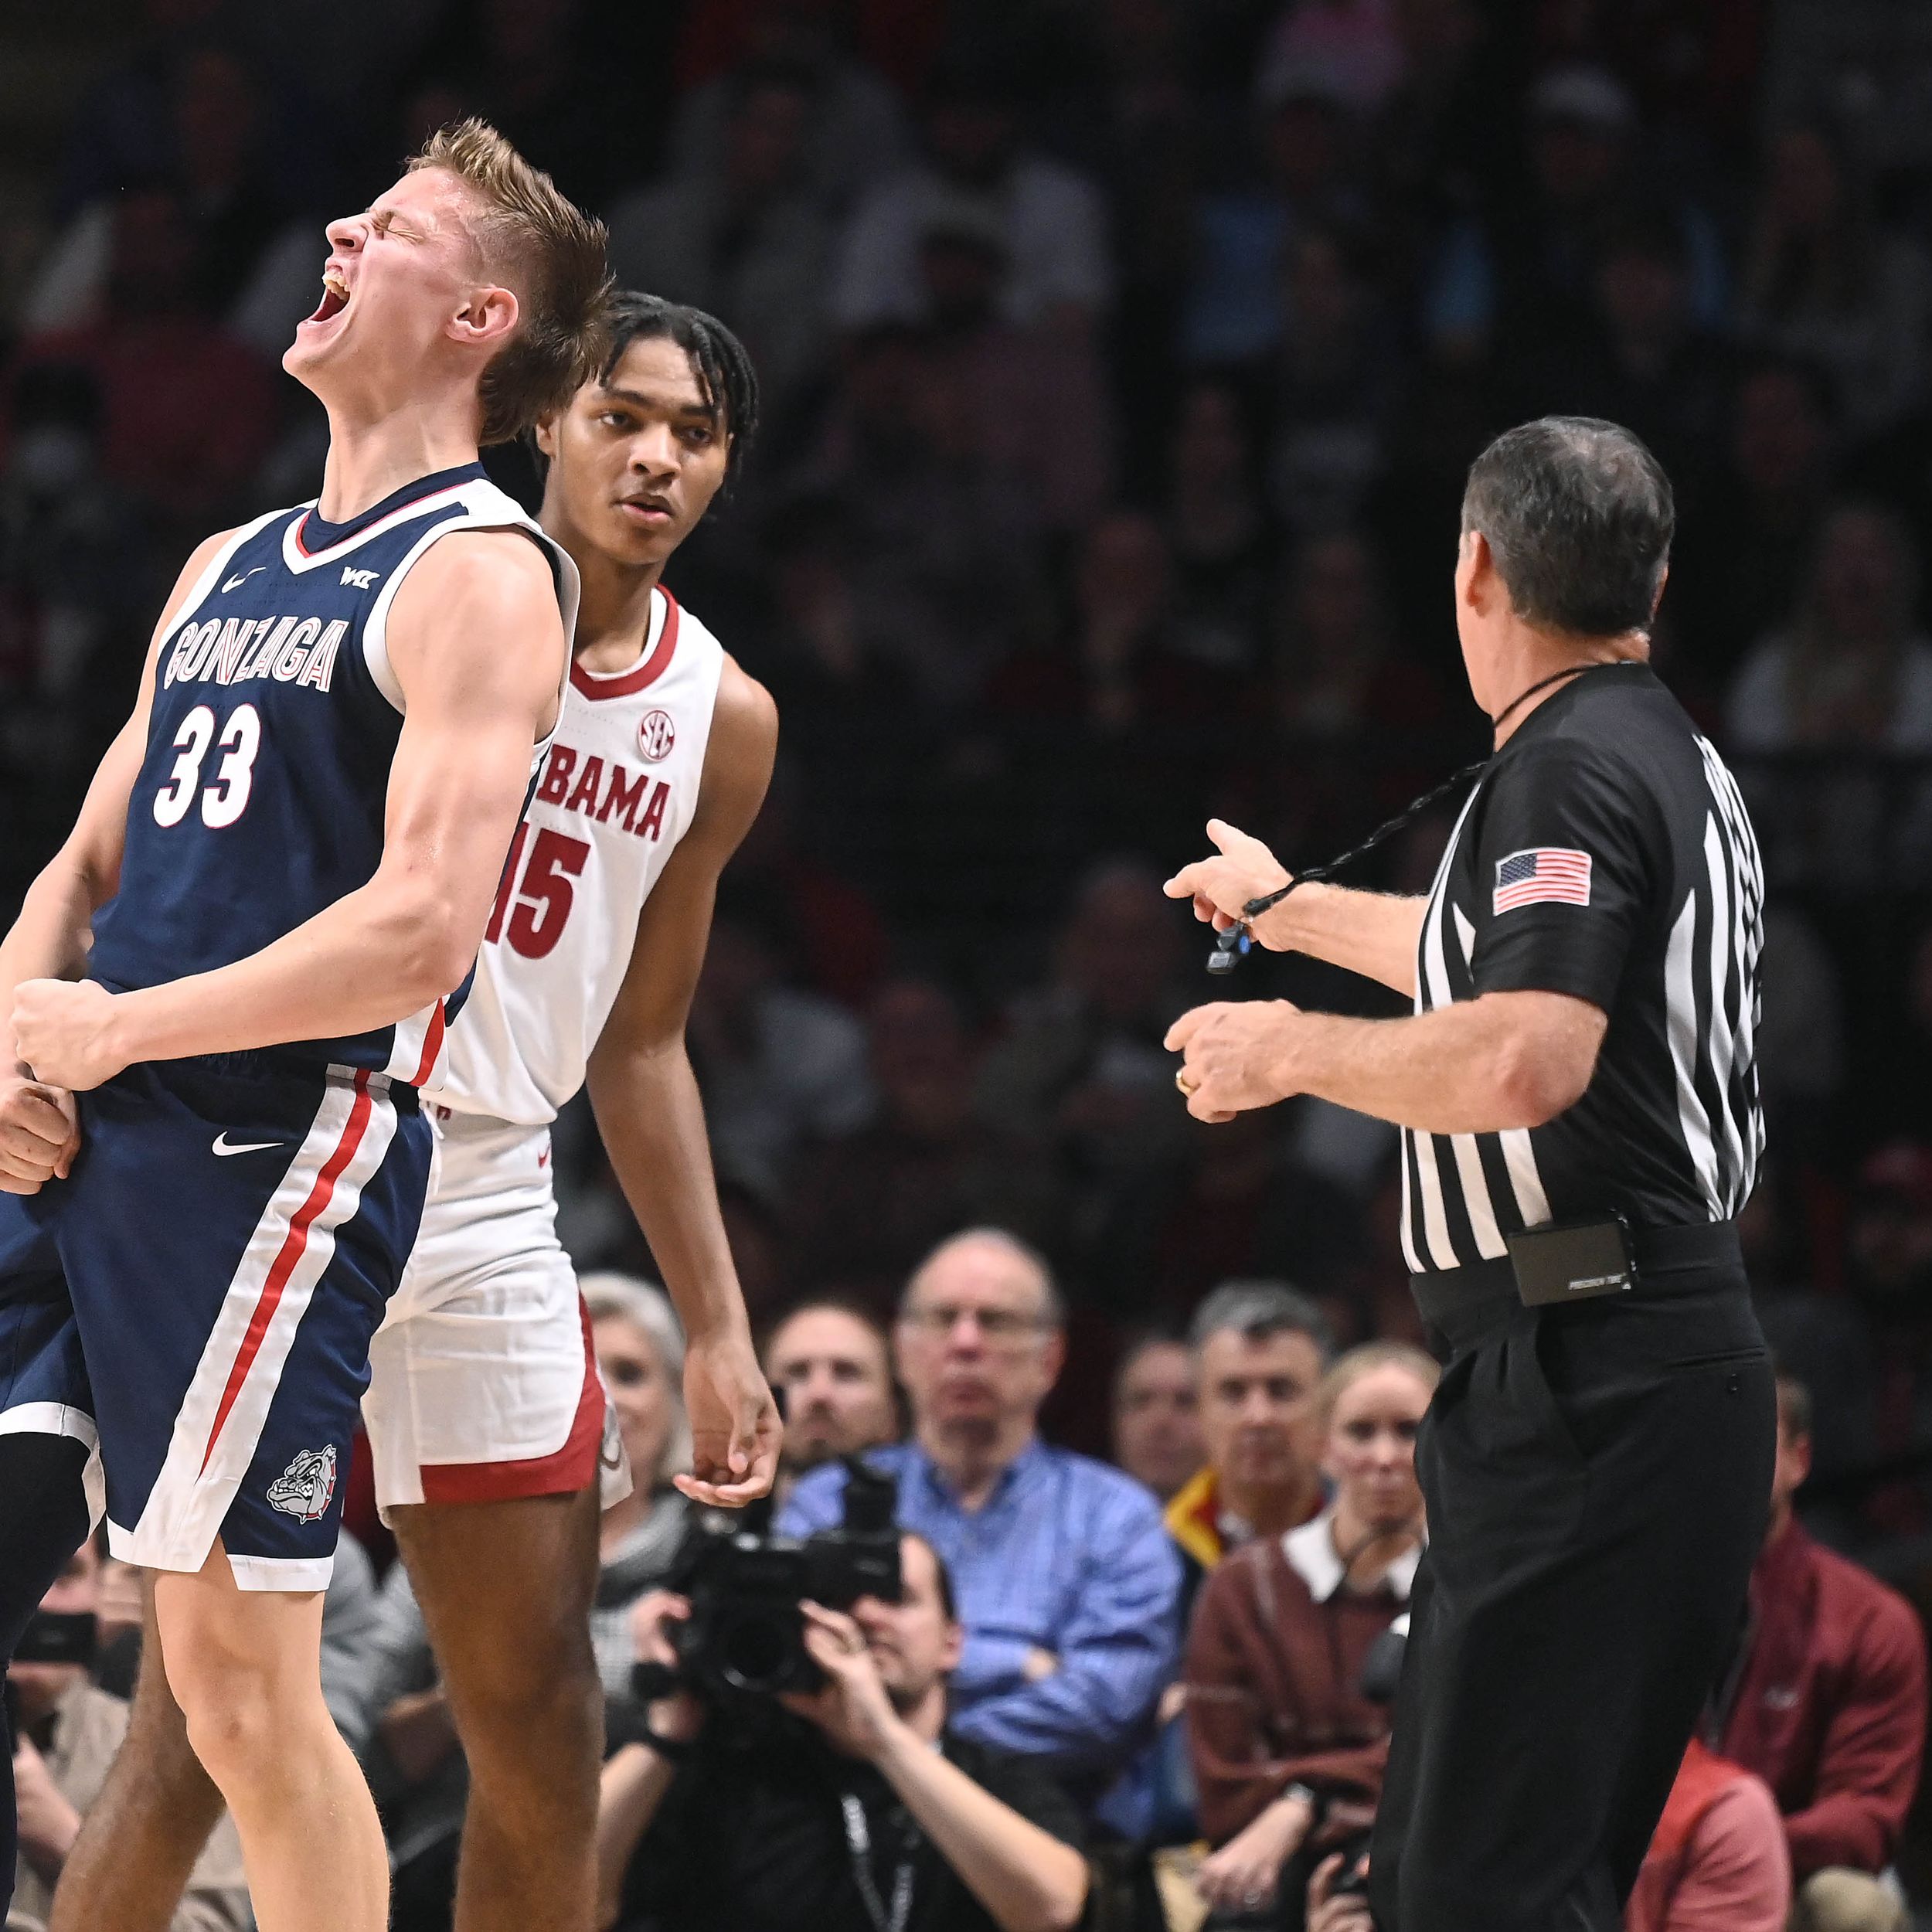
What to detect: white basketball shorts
<box><xmin>362</xmin><ymin>1109</ymin><xmax>631</xmax><ymax>1518</ymax></box>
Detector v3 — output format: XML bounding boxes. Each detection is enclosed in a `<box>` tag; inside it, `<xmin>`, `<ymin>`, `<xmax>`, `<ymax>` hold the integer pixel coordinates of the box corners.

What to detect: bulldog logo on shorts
<box><xmin>267</xmin><ymin>1444</ymin><xmax>338</xmax><ymax>1523</ymax></box>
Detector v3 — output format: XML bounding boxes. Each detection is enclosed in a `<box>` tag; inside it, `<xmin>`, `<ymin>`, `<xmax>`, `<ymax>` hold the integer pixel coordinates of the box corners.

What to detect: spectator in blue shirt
<box><xmin>778</xmin><ymin>1228</ymin><xmax>1182</xmax><ymax>1799</ymax></box>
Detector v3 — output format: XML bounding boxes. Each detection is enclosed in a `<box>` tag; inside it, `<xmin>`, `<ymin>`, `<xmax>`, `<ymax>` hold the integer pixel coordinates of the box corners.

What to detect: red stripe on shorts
<box><xmin>199</xmin><ymin>1071</ymin><xmax>375</xmax><ymax>1474</ymax></box>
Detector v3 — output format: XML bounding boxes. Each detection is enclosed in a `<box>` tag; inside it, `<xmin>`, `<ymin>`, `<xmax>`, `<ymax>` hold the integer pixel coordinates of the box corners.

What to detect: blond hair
<box><xmin>410</xmin><ymin>118</ymin><xmax>610</xmax><ymax>444</ymax></box>
<box><xmin>1316</xmin><ymin>1341</ymin><xmax>1440</xmax><ymax>1427</ymax></box>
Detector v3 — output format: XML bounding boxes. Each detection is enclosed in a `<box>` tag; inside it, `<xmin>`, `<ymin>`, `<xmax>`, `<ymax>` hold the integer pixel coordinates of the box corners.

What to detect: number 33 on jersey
<box><xmin>89</xmin><ymin>464</ymin><xmax>576</xmax><ymax>1084</ymax></box>
<box><xmin>437</xmin><ymin>583</ymin><xmax>724</xmax><ymax>1127</ymax></box>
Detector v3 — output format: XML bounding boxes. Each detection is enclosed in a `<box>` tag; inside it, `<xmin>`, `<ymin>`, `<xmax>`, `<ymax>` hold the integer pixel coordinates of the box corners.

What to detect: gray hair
<box><xmin>901</xmin><ymin>1227</ymin><xmax>1066</xmax><ymax>1329</ymax></box>
<box><xmin>1187</xmin><ymin>1280</ymin><xmax>1335</xmax><ymax>1366</ymax></box>
<box><xmin>1461</xmin><ymin>416</ymin><xmax>1674</xmax><ymax>638</ymax></box>
<box><xmin>580</xmin><ymin>1272</ymin><xmax>693</xmax><ymax>1488</ymax></box>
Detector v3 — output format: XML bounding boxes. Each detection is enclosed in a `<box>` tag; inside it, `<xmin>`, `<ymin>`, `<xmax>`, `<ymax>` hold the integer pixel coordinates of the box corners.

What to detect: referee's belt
<box><xmin>1410</xmin><ymin>1219</ymin><xmax>1741</xmax><ymax>1328</ymax></box>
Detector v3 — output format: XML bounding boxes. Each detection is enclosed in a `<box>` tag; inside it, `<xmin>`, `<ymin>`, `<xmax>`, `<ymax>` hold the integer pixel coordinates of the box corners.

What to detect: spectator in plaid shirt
<box><xmin>778</xmin><ymin>1229</ymin><xmax>1183</xmax><ymax>1801</ymax></box>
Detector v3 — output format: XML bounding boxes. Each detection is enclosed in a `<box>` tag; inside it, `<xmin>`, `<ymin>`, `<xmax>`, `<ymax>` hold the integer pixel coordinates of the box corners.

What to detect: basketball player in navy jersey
<box><xmin>0</xmin><ymin>124</ymin><xmax>625</xmax><ymax>1932</ymax></box>
<box><xmin>33</xmin><ymin>297</ymin><xmax>782</xmax><ymax>1932</ymax></box>
<box><xmin>36</xmin><ymin>295</ymin><xmax>784</xmax><ymax>1932</ymax></box>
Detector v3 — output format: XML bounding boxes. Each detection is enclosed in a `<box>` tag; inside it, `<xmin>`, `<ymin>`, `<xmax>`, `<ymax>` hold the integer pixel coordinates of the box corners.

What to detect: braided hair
<box><xmin>599</xmin><ymin>289</ymin><xmax>761</xmax><ymax>484</ymax></box>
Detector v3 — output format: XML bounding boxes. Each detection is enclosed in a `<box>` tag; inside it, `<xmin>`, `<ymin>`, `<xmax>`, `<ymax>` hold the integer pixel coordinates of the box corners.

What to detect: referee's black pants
<box><xmin>1368</xmin><ymin>1247</ymin><xmax>1774</xmax><ymax>1932</ymax></box>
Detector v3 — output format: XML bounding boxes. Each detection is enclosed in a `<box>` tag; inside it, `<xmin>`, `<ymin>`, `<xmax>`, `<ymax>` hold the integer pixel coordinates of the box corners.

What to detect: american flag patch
<box><xmin>1493</xmin><ymin>847</ymin><xmax>1592</xmax><ymax>914</ymax></box>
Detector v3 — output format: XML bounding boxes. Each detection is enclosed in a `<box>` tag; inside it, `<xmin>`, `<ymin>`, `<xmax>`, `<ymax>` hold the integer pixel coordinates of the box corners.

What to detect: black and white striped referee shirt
<box><xmin>1401</xmin><ymin>661</ymin><xmax>1765</xmax><ymax>1276</ymax></box>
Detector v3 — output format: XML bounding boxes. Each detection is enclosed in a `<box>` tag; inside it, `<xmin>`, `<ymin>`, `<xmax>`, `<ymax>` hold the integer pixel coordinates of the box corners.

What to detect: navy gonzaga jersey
<box><xmin>90</xmin><ymin>463</ymin><xmax>577</xmax><ymax>1086</ymax></box>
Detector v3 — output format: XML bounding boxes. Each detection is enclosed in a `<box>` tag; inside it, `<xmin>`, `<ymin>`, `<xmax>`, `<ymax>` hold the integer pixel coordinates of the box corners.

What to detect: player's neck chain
<box><xmin>1206</xmin><ymin>658</ymin><xmax>1639</xmax><ymax>974</ymax></box>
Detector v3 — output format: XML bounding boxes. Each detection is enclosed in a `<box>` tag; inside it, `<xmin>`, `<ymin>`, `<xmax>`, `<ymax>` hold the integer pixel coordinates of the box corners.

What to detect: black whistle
<box><xmin>1206</xmin><ymin>926</ymin><xmax>1249</xmax><ymax>974</ymax></box>
<box><xmin>1203</xmin><ymin>883</ymin><xmax>1298</xmax><ymax>975</ymax></box>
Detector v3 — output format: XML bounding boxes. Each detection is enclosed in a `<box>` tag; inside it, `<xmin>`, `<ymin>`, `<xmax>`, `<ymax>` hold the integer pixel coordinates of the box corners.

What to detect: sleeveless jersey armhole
<box><xmin>361</xmin><ymin>495</ymin><xmax>580</xmax><ymax>722</ymax></box>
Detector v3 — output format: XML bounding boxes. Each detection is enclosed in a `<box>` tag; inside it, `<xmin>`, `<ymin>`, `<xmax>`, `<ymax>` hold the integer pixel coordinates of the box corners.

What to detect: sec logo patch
<box><xmin>638</xmin><ymin>709</ymin><xmax>675</xmax><ymax>761</ymax></box>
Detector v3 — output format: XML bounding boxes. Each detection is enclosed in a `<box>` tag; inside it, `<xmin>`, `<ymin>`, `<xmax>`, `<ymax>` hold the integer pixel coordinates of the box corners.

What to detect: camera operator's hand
<box><xmin>779</xmin><ymin>1601</ymin><xmax>900</xmax><ymax>1763</ymax></box>
<box><xmin>631</xmin><ymin>1590</ymin><xmax>705</xmax><ymax>1745</ymax></box>
<box><xmin>1196</xmin><ymin>1788</ymin><xmax>1316</xmax><ymax>1917</ymax></box>
<box><xmin>678</xmin><ymin>1326</ymin><xmax>783</xmax><ymax>1508</ymax></box>
<box><xmin>1307</xmin><ymin>1852</ymin><xmax>1373</xmax><ymax>1932</ymax></box>
<box><xmin>13</xmin><ymin>1732</ymin><xmax>80</xmax><ymax>1878</ymax></box>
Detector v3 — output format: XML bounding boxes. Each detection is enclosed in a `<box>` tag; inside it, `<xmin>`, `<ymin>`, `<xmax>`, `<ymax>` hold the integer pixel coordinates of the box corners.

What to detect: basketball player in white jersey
<box><xmin>44</xmin><ymin>293</ymin><xmax>784</xmax><ymax>1932</ymax></box>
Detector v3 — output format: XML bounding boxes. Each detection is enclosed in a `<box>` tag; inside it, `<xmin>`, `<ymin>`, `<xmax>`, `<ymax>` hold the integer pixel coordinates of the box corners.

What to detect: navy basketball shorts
<box><xmin>0</xmin><ymin>1051</ymin><xmax>430</xmax><ymax>1590</ymax></box>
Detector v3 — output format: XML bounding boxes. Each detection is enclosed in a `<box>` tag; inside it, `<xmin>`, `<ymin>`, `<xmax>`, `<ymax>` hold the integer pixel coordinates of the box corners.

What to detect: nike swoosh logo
<box><xmin>221</xmin><ymin>568</ymin><xmax>264</xmax><ymax>593</ymax></box>
<box><xmin>213</xmin><ymin>1134</ymin><xmax>283</xmax><ymax>1157</ymax></box>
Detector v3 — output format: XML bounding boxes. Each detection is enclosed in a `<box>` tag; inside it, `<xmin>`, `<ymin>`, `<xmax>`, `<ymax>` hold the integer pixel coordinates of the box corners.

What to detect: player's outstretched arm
<box><xmin>0</xmin><ymin>530</ymin><xmax>233</xmax><ymax>1183</ymax></box>
<box><xmin>12</xmin><ymin>532</ymin><xmax>566</xmax><ymax>1089</ymax></box>
<box><xmin>586</xmin><ymin>658</ymin><xmax>781</xmax><ymax>1506</ymax></box>
<box><xmin>1166</xmin><ymin>820</ymin><xmax>1426</xmax><ymax>996</ymax></box>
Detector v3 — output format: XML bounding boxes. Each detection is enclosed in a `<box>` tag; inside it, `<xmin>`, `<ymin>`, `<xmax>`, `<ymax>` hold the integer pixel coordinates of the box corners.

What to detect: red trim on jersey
<box><xmin>199</xmin><ymin>1071</ymin><xmax>375</xmax><ymax>1474</ymax></box>
<box><xmin>417</xmin><ymin>1302</ymin><xmax>605</xmax><ymax>1504</ymax></box>
<box><xmin>570</xmin><ymin>589</ymin><xmax>680</xmax><ymax>700</ymax></box>
<box><xmin>408</xmin><ymin>1001</ymin><xmax>447</xmax><ymax>1088</ymax></box>
<box><xmin>291</xmin><ymin>483</ymin><xmax>470</xmax><ymax>560</ymax></box>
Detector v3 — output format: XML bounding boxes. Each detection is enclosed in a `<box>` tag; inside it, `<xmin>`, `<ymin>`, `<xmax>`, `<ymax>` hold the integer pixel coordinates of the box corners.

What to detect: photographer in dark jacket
<box><xmin>595</xmin><ymin>1532</ymin><xmax>1090</xmax><ymax>1932</ymax></box>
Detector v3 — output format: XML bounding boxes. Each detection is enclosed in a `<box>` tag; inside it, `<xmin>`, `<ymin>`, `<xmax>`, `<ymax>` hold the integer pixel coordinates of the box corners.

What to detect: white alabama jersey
<box><xmin>427</xmin><ymin>585</ymin><xmax>724</xmax><ymax>1124</ymax></box>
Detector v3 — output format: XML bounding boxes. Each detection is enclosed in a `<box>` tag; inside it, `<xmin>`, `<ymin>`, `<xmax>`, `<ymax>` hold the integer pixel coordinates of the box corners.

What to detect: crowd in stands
<box><xmin>8</xmin><ymin>0</ymin><xmax>1932</xmax><ymax>1924</ymax></box>
<box><xmin>13</xmin><ymin>1241</ymin><xmax>1928</xmax><ymax>1930</ymax></box>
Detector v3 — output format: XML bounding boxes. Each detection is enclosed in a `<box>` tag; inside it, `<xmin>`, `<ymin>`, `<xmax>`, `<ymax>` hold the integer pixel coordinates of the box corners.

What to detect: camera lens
<box><xmin>716</xmin><ymin>1608</ymin><xmax>793</xmax><ymax>1692</ymax></box>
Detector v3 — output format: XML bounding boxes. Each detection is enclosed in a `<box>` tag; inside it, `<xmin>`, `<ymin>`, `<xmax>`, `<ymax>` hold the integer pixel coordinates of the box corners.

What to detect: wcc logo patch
<box><xmin>267</xmin><ymin>1445</ymin><xmax>338</xmax><ymax>1522</ymax></box>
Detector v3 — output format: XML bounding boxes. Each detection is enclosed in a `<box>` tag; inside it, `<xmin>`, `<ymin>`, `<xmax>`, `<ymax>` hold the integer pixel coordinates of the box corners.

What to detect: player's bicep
<box><xmin>385</xmin><ymin>533</ymin><xmax>567</xmax><ymax>743</ymax></box>
<box><xmin>1472</xmin><ymin>743</ymin><xmax>1655</xmax><ymax>1007</ymax></box>
<box><xmin>379</xmin><ymin>536</ymin><xmax>567</xmax><ymax>917</ymax></box>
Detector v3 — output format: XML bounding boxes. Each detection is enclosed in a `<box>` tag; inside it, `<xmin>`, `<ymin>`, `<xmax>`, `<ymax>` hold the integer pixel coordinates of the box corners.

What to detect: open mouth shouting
<box><xmin>301</xmin><ymin>264</ymin><xmax>353</xmax><ymax>332</ymax></box>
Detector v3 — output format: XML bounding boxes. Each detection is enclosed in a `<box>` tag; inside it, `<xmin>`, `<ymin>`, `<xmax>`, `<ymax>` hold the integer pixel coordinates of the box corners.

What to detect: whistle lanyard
<box><xmin>1206</xmin><ymin>658</ymin><xmax>1640</xmax><ymax>974</ymax></box>
<box><xmin>842</xmin><ymin>1791</ymin><xmax>916</xmax><ymax>1932</ymax></box>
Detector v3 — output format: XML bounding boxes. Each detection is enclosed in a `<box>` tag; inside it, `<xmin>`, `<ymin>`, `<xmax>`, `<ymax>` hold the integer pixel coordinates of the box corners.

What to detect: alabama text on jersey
<box><xmin>429</xmin><ymin>584</ymin><xmax>724</xmax><ymax>1123</ymax></box>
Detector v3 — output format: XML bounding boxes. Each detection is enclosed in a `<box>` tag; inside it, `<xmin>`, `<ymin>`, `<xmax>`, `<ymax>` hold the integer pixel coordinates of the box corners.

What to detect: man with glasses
<box><xmin>778</xmin><ymin>1229</ymin><xmax>1182</xmax><ymax>1805</ymax></box>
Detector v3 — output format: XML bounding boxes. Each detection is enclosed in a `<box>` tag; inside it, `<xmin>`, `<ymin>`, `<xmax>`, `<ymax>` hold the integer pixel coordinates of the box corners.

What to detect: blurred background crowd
<box><xmin>5</xmin><ymin>0</ymin><xmax>1932</xmax><ymax>1926</ymax></box>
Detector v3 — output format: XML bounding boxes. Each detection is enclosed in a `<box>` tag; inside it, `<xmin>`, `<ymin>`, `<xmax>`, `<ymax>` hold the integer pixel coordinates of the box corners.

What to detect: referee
<box><xmin>1165</xmin><ymin>417</ymin><xmax>1775</xmax><ymax>1932</ymax></box>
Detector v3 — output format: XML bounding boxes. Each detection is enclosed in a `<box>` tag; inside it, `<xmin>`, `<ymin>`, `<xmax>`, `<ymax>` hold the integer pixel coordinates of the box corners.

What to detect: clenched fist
<box><xmin>1165</xmin><ymin>998</ymin><xmax>1304</xmax><ymax>1123</ymax></box>
<box><xmin>0</xmin><ymin>1068</ymin><xmax>80</xmax><ymax>1194</ymax></box>
<box><xmin>12</xmin><ymin>980</ymin><xmax>130</xmax><ymax>1094</ymax></box>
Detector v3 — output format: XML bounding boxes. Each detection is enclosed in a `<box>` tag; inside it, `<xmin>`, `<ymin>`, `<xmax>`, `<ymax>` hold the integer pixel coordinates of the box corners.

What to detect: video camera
<box><xmin>5</xmin><ymin>1611</ymin><xmax>97</xmax><ymax>1748</ymax></box>
<box><xmin>637</xmin><ymin>1457</ymin><xmax>902</xmax><ymax>1706</ymax></box>
<box><xmin>12</xmin><ymin>1611</ymin><xmax>96</xmax><ymax>1671</ymax></box>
